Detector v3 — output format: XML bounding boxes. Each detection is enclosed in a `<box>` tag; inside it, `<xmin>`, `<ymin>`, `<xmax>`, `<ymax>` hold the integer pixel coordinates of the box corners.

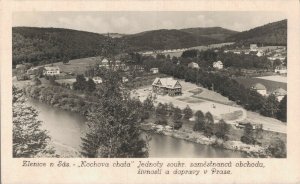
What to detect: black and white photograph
<box><xmin>12</xmin><ymin>11</ymin><xmax>287</xmax><ymax>158</ymax></box>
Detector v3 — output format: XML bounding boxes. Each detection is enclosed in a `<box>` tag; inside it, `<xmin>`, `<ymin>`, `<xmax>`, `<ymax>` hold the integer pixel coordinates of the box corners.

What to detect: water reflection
<box><xmin>29</xmin><ymin>99</ymin><xmax>246</xmax><ymax>158</ymax></box>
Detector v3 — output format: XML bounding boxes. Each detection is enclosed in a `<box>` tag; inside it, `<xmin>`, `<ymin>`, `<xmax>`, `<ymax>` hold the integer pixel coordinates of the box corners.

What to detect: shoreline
<box><xmin>26</xmin><ymin>90</ymin><xmax>268</xmax><ymax>158</ymax></box>
<box><xmin>141</xmin><ymin>123</ymin><xmax>268</xmax><ymax>158</ymax></box>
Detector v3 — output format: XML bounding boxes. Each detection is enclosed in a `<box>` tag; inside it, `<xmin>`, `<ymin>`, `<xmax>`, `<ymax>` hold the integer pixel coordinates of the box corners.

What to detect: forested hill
<box><xmin>13</xmin><ymin>26</ymin><xmax>236</xmax><ymax>66</ymax></box>
<box><xmin>13</xmin><ymin>27</ymin><xmax>111</xmax><ymax>66</ymax></box>
<box><xmin>225</xmin><ymin>19</ymin><xmax>287</xmax><ymax>45</ymax></box>
<box><xmin>120</xmin><ymin>29</ymin><xmax>221</xmax><ymax>51</ymax></box>
<box><xmin>180</xmin><ymin>27</ymin><xmax>238</xmax><ymax>41</ymax></box>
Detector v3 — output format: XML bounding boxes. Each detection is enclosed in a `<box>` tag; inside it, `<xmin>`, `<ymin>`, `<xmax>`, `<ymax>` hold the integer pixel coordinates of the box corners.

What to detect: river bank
<box><xmin>141</xmin><ymin>123</ymin><xmax>267</xmax><ymax>158</ymax></box>
<box><xmin>23</xmin><ymin>85</ymin><xmax>269</xmax><ymax>158</ymax></box>
<box><xmin>28</xmin><ymin>99</ymin><xmax>248</xmax><ymax>158</ymax></box>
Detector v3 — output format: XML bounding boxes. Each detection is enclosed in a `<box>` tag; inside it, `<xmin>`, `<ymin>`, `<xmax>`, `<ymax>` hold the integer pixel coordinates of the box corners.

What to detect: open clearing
<box><xmin>133</xmin><ymin>78</ymin><xmax>286</xmax><ymax>133</ymax></box>
<box><xmin>255</xmin><ymin>75</ymin><xmax>287</xmax><ymax>83</ymax></box>
<box><xmin>177</xmin><ymin>97</ymin><xmax>204</xmax><ymax>103</ymax></box>
<box><xmin>45</xmin><ymin>56</ymin><xmax>100</xmax><ymax>75</ymax></box>
<box><xmin>133</xmin><ymin>79</ymin><xmax>245</xmax><ymax>123</ymax></box>
<box><xmin>235</xmin><ymin>77</ymin><xmax>287</xmax><ymax>92</ymax></box>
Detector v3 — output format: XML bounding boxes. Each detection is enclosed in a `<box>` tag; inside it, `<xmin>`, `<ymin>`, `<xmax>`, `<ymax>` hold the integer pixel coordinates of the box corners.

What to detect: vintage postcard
<box><xmin>1</xmin><ymin>0</ymin><xmax>300</xmax><ymax>183</ymax></box>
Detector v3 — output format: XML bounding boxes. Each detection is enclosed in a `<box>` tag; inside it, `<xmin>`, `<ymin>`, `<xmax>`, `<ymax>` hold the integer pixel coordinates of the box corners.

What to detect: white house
<box><xmin>43</xmin><ymin>66</ymin><xmax>60</xmax><ymax>76</ymax></box>
<box><xmin>213</xmin><ymin>61</ymin><xmax>223</xmax><ymax>69</ymax></box>
<box><xmin>122</xmin><ymin>76</ymin><xmax>129</xmax><ymax>83</ymax></box>
<box><xmin>188</xmin><ymin>62</ymin><xmax>200</xmax><ymax>69</ymax></box>
<box><xmin>256</xmin><ymin>50</ymin><xmax>265</xmax><ymax>57</ymax></box>
<box><xmin>272</xmin><ymin>88</ymin><xmax>287</xmax><ymax>102</ymax></box>
<box><xmin>250</xmin><ymin>44</ymin><xmax>258</xmax><ymax>51</ymax></box>
<box><xmin>92</xmin><ymin>76</ymin><xmax>103</xmax><ymax>84</ymax></box>
<box><xmin>150</xmin><ymin>68</ymin><xmax>159</xmax><ymax>74</ymax></box>
<box><xmin>99</xmin><ymin>58</ymin><xmax>110</xmax><ymax>69</ymax></box>
<box><xmin>251</xmin><ymin>83</ymin><xmax>267</xmax><ymax>96</ymax></box>
<box><xmin>275</xmin><ymin>66</ymin><xmax>287</xmax><ymax>74</ymax></box>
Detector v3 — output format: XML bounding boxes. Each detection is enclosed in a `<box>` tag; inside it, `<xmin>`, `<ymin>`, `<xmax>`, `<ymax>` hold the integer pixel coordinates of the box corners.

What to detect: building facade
<box><xmin>152</xmin><ymin>77</ymin><xmax>182</xmax><ymax>96</ymax></box>
<box><xmin>43</xmin><ymin>66</ymin><xmax>60</xmax><ymax>76</ymax></box>
<box><xmin>213</xmin><ymin>61</ymin><xmax>223</xmax><ymax>69</ymax></box>
<box><xmin>251</xmin><ymin>83</ymin><xmax>267</xmax><ymax>96</ymax></box>
<box><xmin>272</xmin><ymin>88</ymin><xmax>287</xmax><ymax>102</ymax></box>
<box><xmin>188</xmin><ymin>62</ymin><xmax>200</xmax><ymax>69</ymax></box>
<box><xmin>150</xmin><ymin>68</ymin><xmax>159</xmax><ymax>74</ymax></box>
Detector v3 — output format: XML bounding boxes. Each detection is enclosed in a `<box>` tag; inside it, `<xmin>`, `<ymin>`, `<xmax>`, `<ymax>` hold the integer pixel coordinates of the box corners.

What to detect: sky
<box><xmin>13</xmin><ymin>11</ymin><xmax>287</xmax><ymax>34</ymax></box>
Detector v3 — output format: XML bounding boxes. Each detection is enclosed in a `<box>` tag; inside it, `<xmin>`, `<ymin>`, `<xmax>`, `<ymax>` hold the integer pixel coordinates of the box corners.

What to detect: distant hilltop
<box><xmin>13</xmin><ymin>19</ymin><xmax>287</xmax><ymax>67</ymax></box>
<box><xmin>226</xmin><ymin>19</ymin><xmax>287</xmax><ymax>46</ymax></box>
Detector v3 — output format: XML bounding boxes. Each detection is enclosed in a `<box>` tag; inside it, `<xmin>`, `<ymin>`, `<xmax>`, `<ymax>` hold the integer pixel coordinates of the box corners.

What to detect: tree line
<box><xmin>138</xmin><ymin>56</ymin><xmax>286</xmax><ymax>122</ymax></box>
<box><xmin>182</xmin><ymin>49</ymin><xmax>273</xmax><ymax>70</ymax></box>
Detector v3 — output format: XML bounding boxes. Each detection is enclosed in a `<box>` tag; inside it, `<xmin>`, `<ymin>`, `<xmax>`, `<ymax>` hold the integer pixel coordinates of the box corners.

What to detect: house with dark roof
<box><xmin>251</xmin><ymin>83</ymin><xmax>267</xmax><ymax>96</ymax></box>
<box><xmin>152</xmin><ymin>77</ymin><xmax>182</xmax><ymax>96</ymax></box>
<box><xmin>188</xmin><ymin>62</ymin><xmax>200</xmax><ymax>69</ymax></box>
<box><xmin>272</xmin><ymin>88</ymin><xmax>287</xmax><ymax>102</ymax></box>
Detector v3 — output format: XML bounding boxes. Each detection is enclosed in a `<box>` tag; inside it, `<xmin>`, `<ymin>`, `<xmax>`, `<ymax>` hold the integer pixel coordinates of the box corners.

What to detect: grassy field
<box><xmin>191</xmin><ymin>87</ymin><xmax>233</xmax><ymax>105</ymax></box>
<box><xmin>235</xmin><ymin>77</ymin><xmax>287</xmax><ymax>93</ymax></box>
<box><xmin>134</xmin><ymin>79</ymin><xmax>244</xmax><ymax>122</ymax></box>
<box><xmin>45</xmin><ymin>56</ymin><xmax>101</xmax><ymax>75</ymax></box>
<box><xmin>177</xmin><ymin>97</ymin><xmax>205</xmax><ymax>103</ymax></box>
<box><xmin>255</xmin><ymin>75</ymin><xmax>287</xmax><ymax>83</ymax></box>
<box><xmin>220</xmin><ymin>110</ymin><xmax>243</xmax><ymax>121</ymax></box>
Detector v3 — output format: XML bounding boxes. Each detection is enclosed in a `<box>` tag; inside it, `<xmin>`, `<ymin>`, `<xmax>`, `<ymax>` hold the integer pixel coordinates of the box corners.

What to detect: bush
<box><xmin>155</xmin><ymin>118</ymin><xmax>168</xmax><ymax>125</ymax></box>
<box><xmin>241</xmin><ymin>135</ymin><xmax>256</xmax><ymax>145</ymax></box>
<box><xmin>173</xmin><ymin>121</ymin><xmax>183</xmax><ymax>130</ymax></box>
<box><xmin>266</xmin><ymin>137</ymin><xmax>286</xmax><ymax>158</ymax></box>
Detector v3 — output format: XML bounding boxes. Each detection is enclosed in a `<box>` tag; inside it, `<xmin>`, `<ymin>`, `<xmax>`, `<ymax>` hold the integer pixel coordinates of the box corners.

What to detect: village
<box><xmin>13</xmin><ymin>43</ymin><xmax>287</xmax><ymax>137</ymax></box>
<box><xmin>11</xmin><ymin>15</ymin><xmax>288</xmax><ymax>159</ymax></box>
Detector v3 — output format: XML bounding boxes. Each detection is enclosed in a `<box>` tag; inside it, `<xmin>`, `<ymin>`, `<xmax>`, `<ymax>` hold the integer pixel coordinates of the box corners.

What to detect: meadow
<box><xmin>235</xmin><ymin>77</ymin><xmax>287</xmax><ymax>93</ymax></box>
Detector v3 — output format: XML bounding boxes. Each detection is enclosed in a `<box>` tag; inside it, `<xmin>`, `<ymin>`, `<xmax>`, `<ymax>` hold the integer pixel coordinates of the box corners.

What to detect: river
<box><xmin>29</xmin><ymin>99</ymin><xmax>246</xmax><ymax>158</ymax></box>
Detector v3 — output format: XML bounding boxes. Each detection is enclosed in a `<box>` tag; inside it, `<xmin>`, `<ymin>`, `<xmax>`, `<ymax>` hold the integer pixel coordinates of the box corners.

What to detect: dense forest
<box><xmin>181</xmin><ymin>27</ymin><xmax>238</xmax><ymax>41</ymax></box>
<box><xmin>13</xmin><ymin>27</ymin><xmax>123</xmax><ymax>67</ymax></box>
<box><xmin>13</xmin><ymin>19</ymin><xmax>286</xmax><ymax>67</ymax></box>
<box><xmin>182</xmin><ymin>49</ymin><xmax>273</xmax><ymax>69</ymax></box>
<box><xmin>121</xmin><ymin>29</ymin><xmax>222</xmax><ymax>51</ymax></box>
<box><xmin>226</xmin><ymin>19</ymin><xmax>287</xmax><ymax>46</ymax></box>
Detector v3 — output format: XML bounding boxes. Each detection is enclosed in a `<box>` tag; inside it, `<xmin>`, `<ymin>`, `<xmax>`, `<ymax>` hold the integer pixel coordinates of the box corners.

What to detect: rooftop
<box><xmin>252</xmin><ymin>83</ymin><xmax>266</xmax><ymax>90</ymax></box>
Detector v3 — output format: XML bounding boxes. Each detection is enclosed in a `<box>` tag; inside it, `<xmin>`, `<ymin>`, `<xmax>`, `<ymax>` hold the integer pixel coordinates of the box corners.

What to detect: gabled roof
<box><xmin>101</xmin><ymin>58</ymin><xmax>109</xmax><ymax>64</ymax></box>
<box><xmin>213</xmin><ymin>60</ymin><xmax>223</xmax><ymax>65</ymax></box>
<box><xmin>252</xmin><ymin>83</ymin><xmax>266</xmax><ymax>90</ymax></box>
<box><xmin>272</xmin><ymin>88</ymin><xmax>287</xmax><ymax>96</ymax></box>
<box><xmin>44</xmin><ymin>66</ymin><xmax>60</xmax><ymax>71</ymax></box>
<box><xmin>152</xmin><ymin>77</ymin><xmax>181</xmax><ymax>89</ymax></box>
<box><xmin>93</xmin><ymin>76</ymin><xmax>102</xmax><ymax>80</ymax></box>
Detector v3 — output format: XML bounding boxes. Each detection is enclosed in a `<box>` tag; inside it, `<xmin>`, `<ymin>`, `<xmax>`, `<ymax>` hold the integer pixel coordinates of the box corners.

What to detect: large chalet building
<box><xmin>43</xmin><ymin>66</ymin><xmax>60</xmax><ymax>76</ymax></box>
<box><xmin>152</xmin><ymin>77</ymin><xmax>182</xmax><ymax>96</ymax></box>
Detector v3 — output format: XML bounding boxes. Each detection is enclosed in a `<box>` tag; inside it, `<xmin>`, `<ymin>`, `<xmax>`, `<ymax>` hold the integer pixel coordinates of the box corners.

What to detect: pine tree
<box><xmin>261</xmin><ymin>94</ymin><xmax>279</xmax><ymax>118</ymax></box>
<box><xmin>203</xmin><ymin>112</ymin><xmax>214</xmax><ymax>137</ymax></box>
<box><xmin>277</xmin><ymin>95</ymin><xmax>287</xmax><ymax>122</ymax></box>
<box><xmin>86</xmin><ymin>78</ymin><xmax>96</xmax><ymax>92</ymax></box>
<box><xmin>13</xmin><ymin>86</ymin><xmax>55</xmax><ymax>157</ymax></box>
<box><xmin>240</xmin><ymin>123</ymin><xmax>256</xmax><ymax>145</ymax></box>
<box><xmin>214</xmin><ymin>119</ymin><xmax>230</xmax><ymax>140</ymax></box>
<box><xmin>183</xmin><ymin>105</ymin><xmax>193</xmax><ymax>120</ymax></box>
<box><xmin>172</xmin><ymin>107</ymin><xmax>182</xmax><ymax>121</ymax></box>
<box><xmin>193</xmin><ymin>110</ymin><xmax>205</xmax><ymax>131</ymax></box>
<box><xmin>81</xmin><ymin>71</ymin><xmax>148</xmax><ymax>158</ymax></box>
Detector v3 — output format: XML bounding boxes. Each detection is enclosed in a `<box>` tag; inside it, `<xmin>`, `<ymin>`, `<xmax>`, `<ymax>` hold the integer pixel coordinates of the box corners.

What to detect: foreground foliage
<box><xmin>13</xmin><ymin>86</ymin><xmax>55</xmax><ymax>157</ymax></box>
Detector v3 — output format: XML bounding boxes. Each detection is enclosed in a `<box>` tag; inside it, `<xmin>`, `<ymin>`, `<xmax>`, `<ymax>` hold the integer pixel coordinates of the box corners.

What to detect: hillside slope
<box><xmin>181</xmin><ymin>27</ymin><xmax>238</xmax><ymax>41</ymax></box>
<box><xmin>226</xmin><ymin>19</ymin><xmax>287</xmax><ymax>45</ymax></box>
<box><xmin>121</xmin><ymin>29</ymin><xmax>221</xmax><ymax>51</ymax></box>
<box><xmin>13</xmin><ymin>27</ymin><xmax>111</xmax><ymax>66</ymax></box>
